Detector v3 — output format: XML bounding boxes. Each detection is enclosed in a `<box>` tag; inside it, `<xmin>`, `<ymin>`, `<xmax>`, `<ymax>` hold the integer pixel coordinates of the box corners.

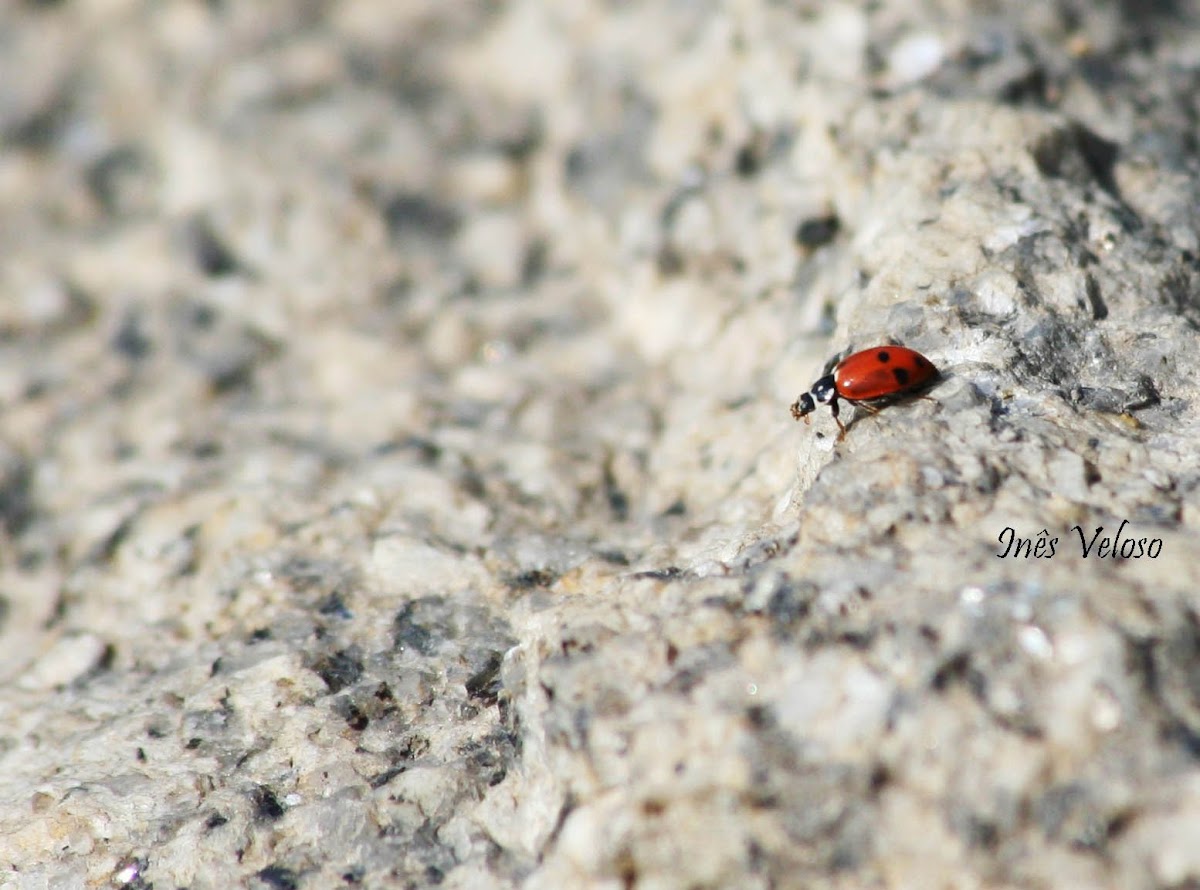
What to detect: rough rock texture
<box><xmin>3</xmin><ymin>1</ymin><xmax>1200</xmax><ymax>888</ymax></box>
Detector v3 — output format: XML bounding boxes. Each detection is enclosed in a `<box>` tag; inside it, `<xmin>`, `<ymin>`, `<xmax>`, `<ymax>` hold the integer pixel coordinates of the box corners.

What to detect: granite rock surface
<box><xmin>2</xmin><ymin>1</ymin><xmax>1200</xmax><ymax>888</ymax></box>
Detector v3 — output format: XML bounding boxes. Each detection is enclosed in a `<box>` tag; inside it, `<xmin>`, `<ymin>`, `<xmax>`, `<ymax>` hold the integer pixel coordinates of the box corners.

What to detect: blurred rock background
<box><xmin>2</xmin><ymin>1</ymin><xmax>1200</xmax><ymax>887</ymax></box>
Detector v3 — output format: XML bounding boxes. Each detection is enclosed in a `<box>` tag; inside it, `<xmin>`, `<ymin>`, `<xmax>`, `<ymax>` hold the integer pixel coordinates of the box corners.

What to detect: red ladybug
<box><xmin>790</xmin><ymin>345</ymin><xmax>938</xmax><ymax>437</ymax></box>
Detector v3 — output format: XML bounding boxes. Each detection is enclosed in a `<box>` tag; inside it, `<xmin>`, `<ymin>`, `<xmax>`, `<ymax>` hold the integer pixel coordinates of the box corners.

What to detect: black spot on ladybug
<box><xmin>892</xmin><ymin>367</ymin><xmax>911</xmax><ymax>386</ymax></box>
<box><xmin>876</xmin><ymin>350</ymin><xmax>891</xmax><ymax>363</ymax></box>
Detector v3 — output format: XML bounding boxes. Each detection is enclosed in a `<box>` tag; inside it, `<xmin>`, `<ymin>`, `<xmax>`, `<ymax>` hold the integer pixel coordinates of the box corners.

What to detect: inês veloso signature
<box><xmin>997</xmin><ymin>521</ymin><xmax>1162</xmax><ymax>560</ymax></box>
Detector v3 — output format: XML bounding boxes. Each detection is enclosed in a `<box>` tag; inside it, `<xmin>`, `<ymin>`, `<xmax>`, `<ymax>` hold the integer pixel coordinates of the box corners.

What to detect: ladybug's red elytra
<box><xmin>790</xmin><ymin>345</ymin><xmax>938</xmax><ymax>437</ymax></box>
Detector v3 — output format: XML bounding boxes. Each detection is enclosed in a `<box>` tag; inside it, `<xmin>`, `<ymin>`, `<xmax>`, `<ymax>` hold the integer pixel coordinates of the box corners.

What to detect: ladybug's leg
<box><xmin>830</xmin><ymin>396</ymin><xmax>848</xmax><ymax>439</ymax></box>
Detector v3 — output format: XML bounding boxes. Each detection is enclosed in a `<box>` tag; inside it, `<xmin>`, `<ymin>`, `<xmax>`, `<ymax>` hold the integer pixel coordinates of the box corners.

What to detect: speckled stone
<box><xmin>3</xmin><ymin>2</ymin><xmax>1200</xmax><ymax>889</ymax></box>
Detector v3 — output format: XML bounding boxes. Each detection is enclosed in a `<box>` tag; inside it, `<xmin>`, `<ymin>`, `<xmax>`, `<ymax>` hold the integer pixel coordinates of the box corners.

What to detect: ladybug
<box><xmin>790</xmin><ymin>345</ymin><xmax>938</xmax><ymax>437</ymax></box>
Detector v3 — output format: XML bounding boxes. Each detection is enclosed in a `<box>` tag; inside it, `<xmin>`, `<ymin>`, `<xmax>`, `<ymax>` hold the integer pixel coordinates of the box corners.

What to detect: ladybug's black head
<box><xmin>790</xmin><ymin>392</ymin><xmax>817</xmax><ymax>422</ymax></box>
<box><xmin>789</xmin><ymin>374</ymin><xmax>837</xmax><ymax>423</ymax></box>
